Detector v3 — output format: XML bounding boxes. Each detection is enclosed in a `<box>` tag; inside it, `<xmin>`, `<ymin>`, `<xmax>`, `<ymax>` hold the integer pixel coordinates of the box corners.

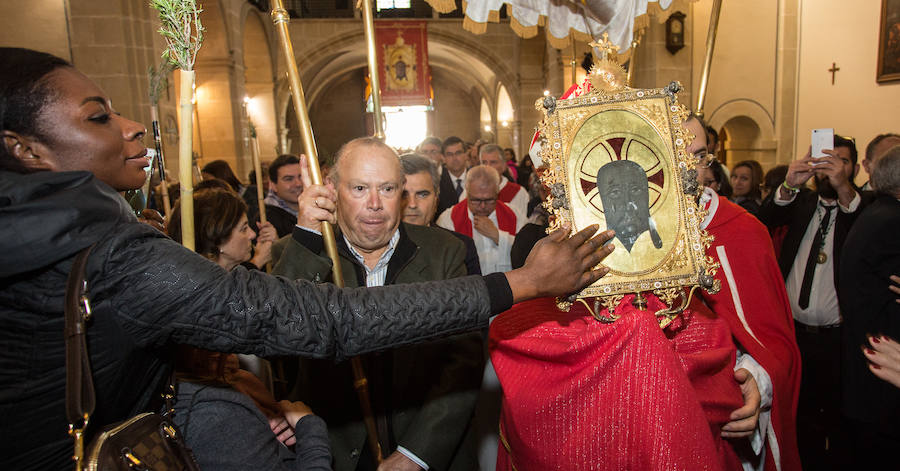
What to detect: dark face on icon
<box><xmin>597</xmin><ymin>160</ymin><xmax>654</xmax><ymax>252</ymax></box>
<box><xmin>393</xmin><ymin>60</ymin><xmax>408</xmax><ymax>80</ymax></box>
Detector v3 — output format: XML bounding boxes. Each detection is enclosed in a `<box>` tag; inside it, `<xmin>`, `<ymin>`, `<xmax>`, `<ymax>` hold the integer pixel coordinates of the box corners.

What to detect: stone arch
<box><xmin>707</xmin><ymin>99</ymin><xmax>777</xmax><ymax>169</ymax></box>
<box><xmin>242</xmin><ymin>8</ymin><xmax>278</xmax><ymax>165</ymax></box>
<box><xmin>275</xmin><ymin>25</ymin><xmax>520</xmax><ymax>150</ymax></box>
<box><xmin>192</xmin><ymin>0</ymin><xmax>244</xmax><ymax>173</ymax></box>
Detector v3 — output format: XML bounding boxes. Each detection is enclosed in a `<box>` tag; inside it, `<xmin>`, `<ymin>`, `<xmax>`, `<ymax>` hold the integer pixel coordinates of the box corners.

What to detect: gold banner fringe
<box><xmin>508</xmin><ymin>14</ymin><xmax>539</xmax><ymax>39</ymax></box>
<box><xmin>462</xmin><ymin>16</ymin><xmax>489</xmax><ymax>35</ymax></box>
<box><xmin>430</xmin><ymin>0</ymin><xmax>703</xmax><ymax>67</ymax></box>
<box><xmin>424</xmin><ymin>0</ymin><xmax>456</xmax><ymax>14</ymax></box>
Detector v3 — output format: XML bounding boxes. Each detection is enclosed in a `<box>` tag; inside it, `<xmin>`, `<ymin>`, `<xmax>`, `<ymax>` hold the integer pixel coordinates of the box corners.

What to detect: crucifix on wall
<box><xmin>828</xmin><ymin>62</ymin><xmax>840</xmax><ymax>85</ymax></box>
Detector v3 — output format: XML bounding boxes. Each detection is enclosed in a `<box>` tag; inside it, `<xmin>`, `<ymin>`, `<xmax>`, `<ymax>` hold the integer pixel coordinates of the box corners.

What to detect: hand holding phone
<box><xmin>811</xmin><ymin>128</ymin><xmax>834</xmax><ymax>158</ymax></box>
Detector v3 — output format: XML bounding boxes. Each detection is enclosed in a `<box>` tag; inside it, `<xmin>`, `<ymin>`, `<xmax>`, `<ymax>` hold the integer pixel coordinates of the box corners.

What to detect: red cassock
<box><xmin>490</xmin><ymin>197</ymin><xmax>801</xmax><ymax>470</ymax></box>
<box><xmin>491</xmin><ymin>294</ymin><xmax>744</xmax><ymax>471</ymax></box>
<box><xmin>701</xmin><ymin>196</ymin><xmax>802</xmax><ymax>471</ymax></box>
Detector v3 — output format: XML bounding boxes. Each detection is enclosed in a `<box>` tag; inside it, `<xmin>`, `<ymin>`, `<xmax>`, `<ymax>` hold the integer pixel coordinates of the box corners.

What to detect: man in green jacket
<box><xmin>272</xmin><ymin>137</ymin><xmax>483</xmax><ymax>471</ymax></box>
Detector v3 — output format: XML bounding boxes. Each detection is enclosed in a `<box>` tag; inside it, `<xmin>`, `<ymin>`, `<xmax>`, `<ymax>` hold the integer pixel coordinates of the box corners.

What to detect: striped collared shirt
<box><xmin>343</xmin><ymin>229</ymin><xmax>401</xmax><ymax>287</ymax></box>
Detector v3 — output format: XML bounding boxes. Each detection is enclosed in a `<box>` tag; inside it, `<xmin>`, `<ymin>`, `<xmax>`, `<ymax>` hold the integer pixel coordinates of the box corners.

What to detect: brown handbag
<box><xmin>65</xmin><ymin>245</ymin><xmax>200</xmax><ymax>471</ymax></box>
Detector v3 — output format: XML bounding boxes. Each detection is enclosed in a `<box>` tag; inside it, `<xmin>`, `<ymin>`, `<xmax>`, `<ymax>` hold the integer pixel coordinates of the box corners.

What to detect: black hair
<box><xmin>709</xmin><ymin>159</ymin><xmax>732</xmax><ymax>198</ymax></box>
<box><xmin>763</xmin><ymin>165</ymin><xmax>788</xmax><ymax>191</ymax></box>
<box><xmin>268</xmin><ymin>154</ymin><xmax>300</xmax><ymax>182</ymax></box>
<box><xmin>0</xmin><ymin>47</ymin><xmax>72</xmax><ymax>173</ymax></box>
<box><xmin>194</xmin><ymin>177</ymin><xmax>235</xmax><ymax>193</ymax></box>
<box><xmin>834</xmin><ymin>134</ymin><xmax>858</xmax><ymax>166</ymax></box>
<box><xmin>201</xmin><ymin>160</ymin><xmax>242</xmax><ymax>192</ymax></box>
<box><xmin>441</xmin><ymin>136</ymin><xmax>465</xmax><ymax>154</ymax></box>
<box><xmin>706</xmin><ymin>125</ymin><xmax>718</xmax><ymax>143</ymax></box>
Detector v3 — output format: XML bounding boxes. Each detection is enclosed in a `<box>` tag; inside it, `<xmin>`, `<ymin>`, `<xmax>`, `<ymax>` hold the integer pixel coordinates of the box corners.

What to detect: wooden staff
<box><xmin>360</xmin><ymin>0</ymin><xmax>385</xmax><ymax>140</ymax></box>
<box><xmin>268</xmin><ymin>1</ymin><xmax>383</xmax><ymax>465</ymax></box>
<box><xmin>695</xmin><ymin>0</ymin><xmax>724</xmax><ymax>117</ymax></box>
<box><xmin>149</xmin><ymin>105</ymin><xmax>173</xmax><ymax>219</ymax></box>
<box><xmin>249</xmin><ymin>122</ymin><xmax>267</xmax><ymax>227</ymax></box>
<box><xmin>149</xmin><ymin>62</ymin><xmax>173</xmax><ymax>219</ymax></box>
<box><xmin>151</xmin><ymin>0</ymin><xmax>204</xmax><ymax>251</ymax></box>
<box><xmin>248</xmin><ymin>122</ymin><xmax>272</xmax><ymax>273</ymax></box>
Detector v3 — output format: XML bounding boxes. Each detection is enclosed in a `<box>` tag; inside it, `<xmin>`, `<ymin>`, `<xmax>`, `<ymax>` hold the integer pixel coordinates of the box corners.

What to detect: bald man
<box><xmin>272</xmin><ymin>138</ymin><xmax>483</xmax><ymax>471</ymax></box>
<box><xmin>437</xmin><ymin>165</ymin><xmax>525</xmax><ymax>274</ymax></box>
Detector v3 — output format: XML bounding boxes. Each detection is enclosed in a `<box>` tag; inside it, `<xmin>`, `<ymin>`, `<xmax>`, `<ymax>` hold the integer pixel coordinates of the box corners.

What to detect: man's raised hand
<box><xmin>295</xmin><ymin>154</ymin><xmax>337</xmax><ymax>232</ymax></box>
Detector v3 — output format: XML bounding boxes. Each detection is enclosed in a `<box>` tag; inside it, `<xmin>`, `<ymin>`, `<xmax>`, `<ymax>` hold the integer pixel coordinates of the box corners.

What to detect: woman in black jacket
<box><xmin>0</xmin><ymin>47</ymin><xmax>613</xmax><ymax>469</ymax></box>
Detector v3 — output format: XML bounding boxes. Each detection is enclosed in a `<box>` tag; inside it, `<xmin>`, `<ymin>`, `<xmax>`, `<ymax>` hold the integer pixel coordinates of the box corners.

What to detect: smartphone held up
<box><xmin>811</xmin><ymin>128</ymin><xmax>834</xmax><ymax>160</ymax></box>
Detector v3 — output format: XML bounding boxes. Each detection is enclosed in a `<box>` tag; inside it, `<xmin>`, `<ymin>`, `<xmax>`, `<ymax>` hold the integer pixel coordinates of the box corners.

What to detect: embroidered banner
<box><xmin>374</xmin><ymin>20</ymin><xmax>430</xmax><ymax>107</ymax></box>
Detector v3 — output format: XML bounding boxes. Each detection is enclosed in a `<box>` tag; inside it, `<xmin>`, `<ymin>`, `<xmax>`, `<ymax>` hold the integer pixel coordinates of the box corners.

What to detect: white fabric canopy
<box><xmin>426</xmin><ymin>0</ymin><xmax>675</xmax><ymax>54</ymax></box>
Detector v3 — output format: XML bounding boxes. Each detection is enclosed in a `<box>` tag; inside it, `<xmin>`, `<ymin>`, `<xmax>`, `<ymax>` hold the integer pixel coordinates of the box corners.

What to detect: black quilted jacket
<box><xmin>0</xmin><ymin>170</ymin><xmax>503</xmax><ymax>469</ymax></box>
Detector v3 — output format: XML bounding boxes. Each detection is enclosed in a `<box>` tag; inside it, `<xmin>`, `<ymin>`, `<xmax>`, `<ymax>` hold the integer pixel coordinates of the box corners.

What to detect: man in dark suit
<box><xmin>400</xmin><ymin>152</ymin><xmax>481</xmax><ymax>275</ymax></box>
<box><xmin>758</xmin><ymin>134</ymin><xmax>863</xmax><ymax>470</ymax></box>
<box><xmin>839</xmin><ymin>145</ymin><xmax>900</xmax><ymax>468</ymax></box>
<box><xmin>436</xmin><ymin>136</ymin><xmax>469</xmax><ymax>217</ymax></box>
<box><xmin>271</xmin><ymin>137</ymin><xmax>483</xmax><ymax>471</ymax></box>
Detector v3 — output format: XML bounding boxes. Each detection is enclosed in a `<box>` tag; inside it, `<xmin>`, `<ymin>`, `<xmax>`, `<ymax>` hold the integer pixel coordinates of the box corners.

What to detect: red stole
<box><xmin>449</xmin><ymin>199</ymin><xmax>517</xmax><ymax>237</ymax></box>
<box><xmin>491</xmin><ymin>295</ymin><xmax>743</xmax><ymax>471</ymax></box>
<box><xmin>702</xmin><ymin>197</ymin><xmax>802</xmax><ymax>471</ymax></box>
<box><xmin>498</xmin><ymin>180</ymin><xmax>522</xmax><ymax>204</ymax></box>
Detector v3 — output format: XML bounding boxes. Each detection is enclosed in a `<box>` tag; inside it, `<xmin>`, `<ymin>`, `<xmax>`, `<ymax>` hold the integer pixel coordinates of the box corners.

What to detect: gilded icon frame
<box><xmin>535</xmin><ymin>82</ymin><xmax>719</xmax><ymax>313</ymax></box>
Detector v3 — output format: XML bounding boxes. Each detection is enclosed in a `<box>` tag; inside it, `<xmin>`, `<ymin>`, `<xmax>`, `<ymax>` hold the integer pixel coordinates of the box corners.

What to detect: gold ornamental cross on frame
<box><xmin>590</xmin><ymin>32</ymin><xmax>620</xmax><ymax>60</ymax></box>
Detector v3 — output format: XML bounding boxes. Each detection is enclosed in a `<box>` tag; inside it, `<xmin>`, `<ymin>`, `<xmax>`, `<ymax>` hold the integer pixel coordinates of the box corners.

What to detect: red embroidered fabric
<box><xmin>491</xmin><ymin>295</ymin><xmax>743</xmax><ymax>471</ymax></box>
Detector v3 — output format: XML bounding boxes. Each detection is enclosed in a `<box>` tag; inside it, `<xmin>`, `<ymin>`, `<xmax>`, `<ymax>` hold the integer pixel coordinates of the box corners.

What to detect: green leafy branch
<box><xmin>150</xmin><ymin>0</ymin><xmax>204</xmax><ymax>71</ymax></box>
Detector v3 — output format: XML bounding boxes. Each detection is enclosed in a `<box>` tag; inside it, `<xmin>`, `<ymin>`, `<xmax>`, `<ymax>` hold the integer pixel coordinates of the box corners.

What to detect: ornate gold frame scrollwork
<box><xmin>535</xmin><ymin>49</ymin><xmax>720</xmax><ymax>326</ymax></box>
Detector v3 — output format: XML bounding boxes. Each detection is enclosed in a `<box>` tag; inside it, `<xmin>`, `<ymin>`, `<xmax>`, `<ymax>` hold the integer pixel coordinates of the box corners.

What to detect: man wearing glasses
<box><xmin>415</xmin><ymin>136</ymin><xmax>443</xmax><ymax>166</ymax></box>
<box><xmin>437</xmin><ymin>165</ymin><xmax>523</xmax><ymax>274</ymax></box>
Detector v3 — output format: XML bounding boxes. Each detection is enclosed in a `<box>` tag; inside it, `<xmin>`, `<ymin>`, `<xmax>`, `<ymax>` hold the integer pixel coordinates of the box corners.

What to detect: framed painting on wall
<box><xmin>878</xmin><ymin>0</ymin><xmax>900</xmax><ymax>83</ymax></box>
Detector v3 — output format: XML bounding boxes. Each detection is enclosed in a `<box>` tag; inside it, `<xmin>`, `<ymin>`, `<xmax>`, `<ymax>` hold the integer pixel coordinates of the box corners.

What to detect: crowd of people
<box><xmin>696</xmin><ymin>122</ymin><xmax>900</xmax><ymax>470</ymax></box>
<box><xmin>2</xmin><ymin>45</ymin><xmax>900</xmax><ymax>471</ymax></box>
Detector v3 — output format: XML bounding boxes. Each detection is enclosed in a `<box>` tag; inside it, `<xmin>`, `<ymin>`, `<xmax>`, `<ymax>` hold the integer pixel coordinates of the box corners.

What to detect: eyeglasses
<box><xmin>469</xmin><ymin>197</ymin><xmax>497</xmax><ymax>206</ymax></box>
<box><xmin>445</xmin><ymin>150</ymin><xmax>466</xmax><ymax>157</ymax></box>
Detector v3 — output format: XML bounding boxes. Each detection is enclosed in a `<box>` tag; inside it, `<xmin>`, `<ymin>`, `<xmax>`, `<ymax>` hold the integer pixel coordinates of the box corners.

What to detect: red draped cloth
<box><xmin>498</xmin><ymin>180</ymin><xmax>524</xmax><ymax>204</ymax></box>
<box><xmin>491</xmin><ymin>295</ymin><xmax>744</xmax><ymax>471</ymax></box>
<box><xmin>449</xmin><ymin>199</ymin><xmax>518</xmax><ymax>237</ymax></box>
<box><xmin>702</xmin><ymin>196</ymin><xmax>802</xmax><ymax>471</ymax></box>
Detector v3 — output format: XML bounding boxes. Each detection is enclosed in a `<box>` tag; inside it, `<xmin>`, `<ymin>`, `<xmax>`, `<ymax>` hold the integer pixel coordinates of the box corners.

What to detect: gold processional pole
<box><xmin>626</xmin><ymin>28</ymin><xmax>645</xmax><ymax>87</ymax></box>
<box><xmin>570</xmin><ymin>36</ymin><xmax>578</xmax><ymax>87</ymax></box>
<box><xmin>360</xmin><ymin>0</ymin><xmax>385</xmax><ymax>140</ymax></box>
<box><xmin>268</xmin><ymin>1</ymin><xmax>384</xmax><ymax>465</ymax></box>
<box><xmin>695</xmin><ymin>0</ymin><xmax>723</xmax><ymax>117</ymax></box>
